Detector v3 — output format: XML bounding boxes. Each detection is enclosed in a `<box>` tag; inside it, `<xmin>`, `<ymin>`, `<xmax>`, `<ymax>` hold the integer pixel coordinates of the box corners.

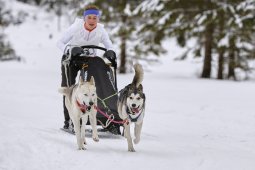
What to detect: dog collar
<box><xmin>128</xmin><ymin>113</ymin><xmax>142</xmax><ymax>122</ymax></box>
<box><xmin>76</xmin><ymin>100</ymin><xmax>87</xmax><ymax>113</ymax></box>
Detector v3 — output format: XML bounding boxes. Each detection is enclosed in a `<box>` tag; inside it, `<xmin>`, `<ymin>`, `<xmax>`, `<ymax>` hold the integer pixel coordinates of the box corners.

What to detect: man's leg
<box><xmin>61</xmin><ymin>56</ymin><xmax>78</xmax><ymax>129</ymax></box>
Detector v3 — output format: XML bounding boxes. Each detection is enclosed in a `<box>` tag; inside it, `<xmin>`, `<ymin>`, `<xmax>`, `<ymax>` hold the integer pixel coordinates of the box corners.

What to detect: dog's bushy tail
<box><xmin>58</xmin><ymin>87</ymin><xmax>72</xmax><ymax>96</ymax></box>
<box><xmin>132</xmin><ymin>63</ymin><xmax>144</xmax><ymax>87</ymax></box>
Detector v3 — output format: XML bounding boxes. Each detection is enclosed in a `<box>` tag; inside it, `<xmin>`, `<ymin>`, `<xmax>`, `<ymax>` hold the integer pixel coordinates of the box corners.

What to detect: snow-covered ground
<box><xmin>1</xmin><ymin>1</ymin><xmax>255</xmax><ymax>170</ymax></box>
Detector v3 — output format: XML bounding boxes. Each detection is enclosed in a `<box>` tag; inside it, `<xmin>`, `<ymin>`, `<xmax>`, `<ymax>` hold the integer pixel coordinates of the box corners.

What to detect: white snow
<box><xmin>1</xmin><ymin>1</ymin><xmax>255</xmax><ymax>170</ymax></box>
<box><xmin>158</xmin><ymin>12</ymin><xmax>171</xmax><ymax>25</ymax></box>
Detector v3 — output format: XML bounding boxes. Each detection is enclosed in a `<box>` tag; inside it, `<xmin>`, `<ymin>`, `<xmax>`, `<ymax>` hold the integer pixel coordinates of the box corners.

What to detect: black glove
<box><xmin>71</xmin><ymin>47</ymin><xmax>83</xmax><ymax>57</ymax></box>
<box><xmin>104</xmin><ymin>50</ymin><xmax>117</xmax><ymax>68</ymax></box>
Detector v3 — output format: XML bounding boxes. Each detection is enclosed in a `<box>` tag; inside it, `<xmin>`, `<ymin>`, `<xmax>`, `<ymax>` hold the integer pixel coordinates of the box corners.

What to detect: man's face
<box><xmin>84</xmin><ymin>15</ymin><xmax>98</xmax><ymax>30</ymax></box>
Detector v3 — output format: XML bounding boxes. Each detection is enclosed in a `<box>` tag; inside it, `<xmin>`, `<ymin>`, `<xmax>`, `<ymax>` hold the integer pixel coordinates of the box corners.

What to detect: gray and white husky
<box><xmin>117</xmin><ymin>64</ymin><xmax>146</xmax><ymax>152</ymax></box>
<box><xmin>59</xmin><ymin>76</ymin><xmax>99</xmax><ymax>150</ymax></box>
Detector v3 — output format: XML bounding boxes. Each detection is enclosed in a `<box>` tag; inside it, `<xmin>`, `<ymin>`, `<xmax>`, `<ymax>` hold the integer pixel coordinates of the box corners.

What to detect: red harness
<box><xmin>76</xmin><ymin>100</ymin><xmax>87</xmax><ymax>113</ymax></box>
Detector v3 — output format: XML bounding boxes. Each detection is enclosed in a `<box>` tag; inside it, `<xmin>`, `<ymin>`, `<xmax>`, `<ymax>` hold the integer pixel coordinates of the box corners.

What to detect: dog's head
<box><xmin>76</xmin><ymin>76</ymin><xmax>97</xmax><ymax>111</ymax></box>
<box><xmin>126</xmin><ymin>84</ymin><xmax>145</xmax><ymax>115</ymax></box>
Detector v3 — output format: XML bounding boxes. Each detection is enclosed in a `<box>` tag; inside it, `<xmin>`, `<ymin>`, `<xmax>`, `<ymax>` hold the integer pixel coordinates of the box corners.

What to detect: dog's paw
<box><xmin>133</xmin><ymin>138</ymin><xmax>140</xmax><ymax>144</ymax></box>
<box><xmin>128</xmin><ymin>147</ymin><xmax>136</xmax><ymax>152</ymax></box>
<box><xmin>78</xmin><ymin>146</ymin><xmax>86</xmax><ymax>150</ymax></box>
<box><xmin>93</xmin><ymin>137</ymin><xmax>99</xmax><ymax>142</ymax></box>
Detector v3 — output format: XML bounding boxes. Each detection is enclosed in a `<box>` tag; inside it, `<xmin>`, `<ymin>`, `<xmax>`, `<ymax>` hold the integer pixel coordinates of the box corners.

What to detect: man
<box><xmin>57</xmin><ymin>5</ymin><xmax>117</xmax><ymax>132</ymax></box>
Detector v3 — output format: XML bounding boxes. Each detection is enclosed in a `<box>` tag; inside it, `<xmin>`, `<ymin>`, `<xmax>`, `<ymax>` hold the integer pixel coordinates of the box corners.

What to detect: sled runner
<box><xmin>61</xmin><ymin>45</ymin><xmax>122</xmax><ymax>135</ymax></box>
<box><xmin>60</xmin><ymin>127</ymin><xmax>75</xmax><ymax>135</ymax></box>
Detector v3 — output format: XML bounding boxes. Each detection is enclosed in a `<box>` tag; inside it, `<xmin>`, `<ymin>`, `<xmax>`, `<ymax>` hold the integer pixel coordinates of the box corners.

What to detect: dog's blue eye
<box><xmin>84</xmin><ymin>94</ymin><xmax>88</xmax><ymax>96</ymax></box>
<box><xmin>92</xmin><ymin>94</ymin><xmax>95</xmax><ymax>96</ymax></box>
<box><xmin>137</xmin><ymin>97</ymin><xmax>141</xmax><ymax>100</ymax></box>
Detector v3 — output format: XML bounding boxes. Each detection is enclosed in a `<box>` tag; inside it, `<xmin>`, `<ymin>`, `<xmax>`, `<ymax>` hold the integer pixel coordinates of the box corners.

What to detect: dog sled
<box><xmin>61</xmin><ymin>45</ymin><xmax>122</xmax><ymax>135</ymax></box>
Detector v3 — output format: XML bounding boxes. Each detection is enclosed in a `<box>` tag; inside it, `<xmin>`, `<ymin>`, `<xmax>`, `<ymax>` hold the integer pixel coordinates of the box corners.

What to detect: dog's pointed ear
<box><xmin>78</xmin><ymin>76</ymin><xmax>84</xmax><ymax>86</ymax></box>
<box><xmin>138</xmin><ymin>84</ymin><xmax>143</xmax><ymax>92</ymax></box>
<box><xmin>89</xmin><ymin>76</ymin><xmax>95</xmax><ymax>85</ymax></box>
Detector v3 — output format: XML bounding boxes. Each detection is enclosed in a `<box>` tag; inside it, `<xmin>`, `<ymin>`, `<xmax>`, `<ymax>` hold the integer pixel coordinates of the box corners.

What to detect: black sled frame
<box><xmin>62</xmin><ymin>45</ymin><xmax>121</xmax><ymax>133</ymax></box>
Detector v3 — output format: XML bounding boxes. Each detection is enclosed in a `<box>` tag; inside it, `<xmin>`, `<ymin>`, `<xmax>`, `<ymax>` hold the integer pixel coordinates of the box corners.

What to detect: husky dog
<box><xmin>59</xmin><ymin>76</ymin><xmax>99</xmax><ymax>150</ymax></box>
<box><xmin>117</xmin><ymin>64</ymin><xmax>146</xmax><ymax>152</ymax></box>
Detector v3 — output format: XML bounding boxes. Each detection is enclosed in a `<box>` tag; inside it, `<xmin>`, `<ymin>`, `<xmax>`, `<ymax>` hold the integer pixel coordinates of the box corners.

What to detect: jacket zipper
<box><xmin>87</xmin><ymin>32</ymin><xmax>90</xmax><ymax>41</ymax></box>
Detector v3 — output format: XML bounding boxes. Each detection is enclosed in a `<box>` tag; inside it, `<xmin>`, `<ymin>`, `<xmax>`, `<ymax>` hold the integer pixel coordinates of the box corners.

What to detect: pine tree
<box><xmin>92</xmin><ymin>0</ymin><xmax>143</xmax><ymax>73</ymax></box>
<box><xmin>137</xmin><ymin>0</ymin><xmax>255</xmax><ymax>80</ymax></box>
<box><xmin>133</xmin><ymin>0</ymin><xmax>168</xmax><ymax>58</ymax></box>
<box><xmin>0</xmin><ymin>0</ymin><xmax>18</xmax><ymax>61</ymax></box>
<box><xmin>214</xmin><ymin>0</ymin><xmax>255</xmax><ymax>80</ymax></box>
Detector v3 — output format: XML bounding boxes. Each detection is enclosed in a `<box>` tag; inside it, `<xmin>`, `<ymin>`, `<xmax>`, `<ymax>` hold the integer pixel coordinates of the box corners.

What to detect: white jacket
<box><xmin>57</xmin><ymin>18</ymin><xmax>114</xmax><ymax>54</ymax></box>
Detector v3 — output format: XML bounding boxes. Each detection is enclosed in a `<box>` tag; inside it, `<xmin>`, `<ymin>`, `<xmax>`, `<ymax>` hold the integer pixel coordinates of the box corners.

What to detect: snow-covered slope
<box><xmin>1</xmin><ymin>1</ymin><xmax>255</xmax><ymax>170</ymax></box>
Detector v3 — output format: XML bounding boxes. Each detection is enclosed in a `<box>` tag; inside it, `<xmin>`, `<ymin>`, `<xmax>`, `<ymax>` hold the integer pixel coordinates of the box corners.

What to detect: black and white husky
<box><xmin>117</xmin><ymin>64</ymin><xmax>146</xmax><ymax>152</ymax></box>
<box><xmin>59</xmin><ymin>76</ymin><xmax>99</xmax><ymax>150</ymax></box>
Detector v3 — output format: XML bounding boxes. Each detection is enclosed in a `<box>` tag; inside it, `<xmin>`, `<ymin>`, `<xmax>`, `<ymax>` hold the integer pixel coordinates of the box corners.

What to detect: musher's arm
<box><xmin>101</xmin><ymin>28</ymin><xmax>115</xmax><ymax>52</ymax></box>
<box><xmin>57</xmin><ymin>21</ymin><xmax>77</xmax><ymax>53</ymax></box>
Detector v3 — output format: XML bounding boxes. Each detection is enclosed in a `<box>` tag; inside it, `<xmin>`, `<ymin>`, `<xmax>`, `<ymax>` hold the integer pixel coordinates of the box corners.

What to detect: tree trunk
<box><xmin>228</xmin><ymin>37</ymin><xmax>236</xmax><ymax>80</ymax></box>
<box><xmin>119</xmin><ymin>35</ymin><xmax>126</xmax><ymax>73</ymax></box>
<box><xmin>228</xmin><ymin>38</ymin><xmax>236</xmax><ymax>80</ymax></box>
<box><xmin>201</xmin><ymin>22</ymin><xmax>214</xmax><ymax>78</ymax></box>
<box><xmin>217</xmin><ymin>47</ymin><xmax>224</xmax><ymax>79</ymax></box>
<box><xmin>217</xmin><ymin>10</ymin><xmax>225</xmax><ymax>80</ymax></box>
<box><xmin>119</xmin><ymin>12</ymin><xmax>127</xmax><ymax>74</ymax></box>
<box><xmin>228</xmin><ymin>52</ymin><xmax>236</xmax><ymax>80</ymax></box>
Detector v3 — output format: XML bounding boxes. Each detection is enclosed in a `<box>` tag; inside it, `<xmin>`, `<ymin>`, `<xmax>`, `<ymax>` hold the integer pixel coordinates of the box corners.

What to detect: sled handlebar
<box><xmin>80</xmin><ymin>45</ymin><xmax>107</xmax><ymax>52</ymax></box>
